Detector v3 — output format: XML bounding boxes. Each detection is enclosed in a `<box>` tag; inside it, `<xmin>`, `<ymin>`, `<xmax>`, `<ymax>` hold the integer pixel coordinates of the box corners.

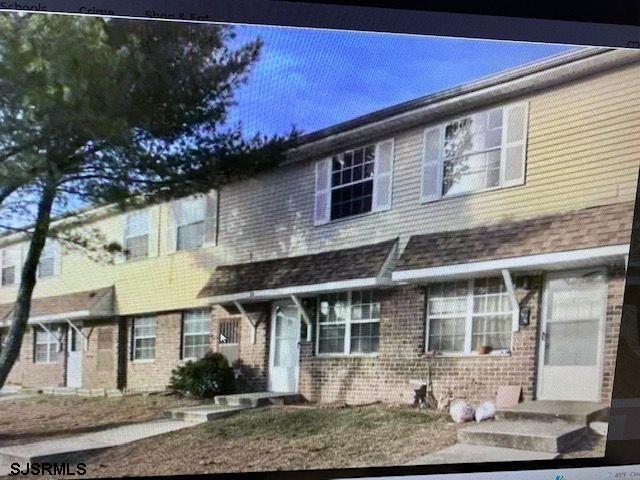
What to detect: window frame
<box><xmin>37</xmin><ymin>241</ymin><xmax>59</xmax><ymax>279</ymax></box>
<box><xmin>328</xmin><ymin>144</ymin><xmax>376</xmax><ymax>222</ymax></box>
<box><xmin>440</xmin><ymin>107</ymin><xmax>505</xmax><ymax>198</ymax></box>
<box><xmin>425</xmin><ymin>278</ymin><xmax>514</xmax><ymax>356</ymax></box>
<box><xmin>124</xmin><ymin>210</ymin><xmax>150</xmax><ymax>261</ymax></box>
<box><xmin>34</xmin><ymin>326</ymin><xmax>59</xmax><ymax>364</ymax></box>
<box><xmin>132</xmin><ymin>316</ymin><xmax>156</xmax><ymax>362</ymax></box>
<box><xmin>1</xmin><ymin>248</ymin><xmax>17</xmax><ymax>287</ymax></box>
<box><xmin>182</xmin><ymin>309</ymin><xmax>211</xmax><ymax>361</ymax></box>
<box><xmin>175</xmin><ymin>197</ymin><xmax>206</xmax><ymax>252</ymax></box>
<box><xmin>315</xmin><ymin>290</ymin><xmax>381</xmax><ymax>357</ymax></box>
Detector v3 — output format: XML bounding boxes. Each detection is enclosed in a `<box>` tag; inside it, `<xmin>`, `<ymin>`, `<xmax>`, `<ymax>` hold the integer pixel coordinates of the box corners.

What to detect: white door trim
<box><xmin>537</xmin><ymin>268</ymin><xmax>607</xmax><ymax>401</ymax></box>
<box><xmin>268</xmin><ymin>301</ymin><xmax>301</xmax><ymax>393</ymax></box>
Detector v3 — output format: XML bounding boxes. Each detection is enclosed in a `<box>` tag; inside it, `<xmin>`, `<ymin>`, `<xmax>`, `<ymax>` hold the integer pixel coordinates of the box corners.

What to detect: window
<box><xmin>317</xmin><ymin>290</ymin><xmax>380</xmax><ymax>355</ymax></box>
<box><xmin>443</xmin><ymin>108</ymin><xmax>503</xmax><ymax>196</ymax></box>
<box><xmin>330</xmin><ymin>145</ymin><xmax>375</xmax><ymax>220</ymax></box>
<box><xmin>1</xmin><ymin>249</ymin><xmax>17</xmax><ymax>286</ymax></box>
<box><xmin>421</xmin><ymin>103</ymin><xmax>528</xmax><ymax>202</ymax></box>
<box><xmin>427</xmin><ymin>277</ymin><xmax>513</xmax><ymax>354</ymax></box>
<box><xmin>124</xmin><ymin>210</ymin><xmax>149</xmax><ymax>260</ymax></box>
<box><xmin>132</xmin><ymin>316</ymin><xmax>156</xmax><ymax>361</ymax></box>
<box><xmin>182</xmin><ymin>310</ymin><xmax>210</xmax><ymax>360</ymax></box>
<box><xmin>38</xmin><ymin>241</ymin><xmax>59</xmax><ymax>278</ymax></box>
<box><xmin>176</xmin><ymin>197</ymin><xmax>205</xmax><ymax>251</ymax></box>
<box><xmin>35</xmin><ymin>327</ymin><xmax>59</xmax><ymax>363</ymax></box>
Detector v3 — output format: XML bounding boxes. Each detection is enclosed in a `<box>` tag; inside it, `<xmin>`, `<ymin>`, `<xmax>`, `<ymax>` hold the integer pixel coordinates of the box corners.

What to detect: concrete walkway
<box><xmin>406</xmin><ymin>443</ymin><xmax>557</xmax><ymax>465</ymax></box>
<box><xmin>0</xmin><ymin>418</ymin><xmax>200</xmax><ymax>465</ymax></box>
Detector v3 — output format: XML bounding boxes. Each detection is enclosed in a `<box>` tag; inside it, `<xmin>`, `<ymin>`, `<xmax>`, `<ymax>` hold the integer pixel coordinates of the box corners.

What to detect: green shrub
<box><xmin>169</xmin><ymin>352</ymin><xmax>235</xmax><ymax>399</ymax></box>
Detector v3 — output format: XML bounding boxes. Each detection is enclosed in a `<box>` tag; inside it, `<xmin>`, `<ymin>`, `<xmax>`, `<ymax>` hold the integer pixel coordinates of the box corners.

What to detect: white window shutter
<box><xmin>501</xmin><ymin>102</ymin><xmax>529</xmax><ymax>187</ymax></box>
<box><xmin>204</xmin><ymin>190</ymin><xmax>218</xmax><ymax>246</ymax></box>
<box><xmin>147</xmin><ymin>207</ymin><xmax>159</xmax><ymax>257</ymax></box>
<box><xmin>114</xmin><ymin>214</ymin><xmax>128</xmax><ymax>264</ymax></box>
<box><xmin>420</xmin><ymin>125</ymin><xmax>444</xmax><ymax>203</ymax></box>
<box><xmin>313</xmin><ymin>158</ymin><xmax>332</xmax><ymax>226</ymax></box>
<box><xmin>372</xmin><ymin>139</ymin><xmax>394</xmax><ymax>212</ymax></box>
<box><xmin>11</xmin><ymin>245</ymin><xmax>22</xmax><ymax>283</ymax></box>
<box><xmin>165</xmin><ymin>202</ymin><xmax>178</xmax><ymax>254</ymax></box>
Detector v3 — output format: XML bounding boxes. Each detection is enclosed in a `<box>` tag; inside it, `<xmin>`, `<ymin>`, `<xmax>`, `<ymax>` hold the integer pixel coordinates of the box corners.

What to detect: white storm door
<box><xmin>538</xmin><ymin>270</ymin><xmax>607</xmax><ymax>402</ymax></box>
<box><xmin>66</xmin><ymin>323</ymin><xmax>83</xmax><ymax>388</ymax></box>
<box><xmin>269</xmin><ymin>303</ymin><xmax>301</xmax><ymax>393</ymax></box>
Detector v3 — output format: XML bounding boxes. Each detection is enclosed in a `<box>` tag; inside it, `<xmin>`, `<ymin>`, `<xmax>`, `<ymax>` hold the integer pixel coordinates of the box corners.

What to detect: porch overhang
<box><xmin>197</xmin><ymin>239</ymin><xmax>398</xmax><ymax>305</ymax></box>
<box><xmin>0</xmin><ymin>286</ymin><xmax>115</xmax><ymax>328</ymax></box>
<box><xmin>392</xmin><ymin>244</ymin><xmax>629</xmax><ymax>283</ymax></box>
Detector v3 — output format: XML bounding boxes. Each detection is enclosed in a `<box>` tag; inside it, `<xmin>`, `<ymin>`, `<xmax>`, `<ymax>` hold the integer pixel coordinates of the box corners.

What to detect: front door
<box><xmin>538</xmin><ymin>270</ymin><xmax>607</xmax><ymax>401</ymax></box>
<box><xmin>269</xmin><ymin>302</ymin><xmax>301</xmax><ymax>393</ymax></box>
<box><xmin>66</xmin><ymin>323</ymin><xmax>83</xmax><ymax>388</ymax></box>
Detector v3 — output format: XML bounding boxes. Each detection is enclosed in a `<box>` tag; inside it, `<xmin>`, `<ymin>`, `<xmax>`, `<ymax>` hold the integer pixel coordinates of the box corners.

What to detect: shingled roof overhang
<box><xmin>392</xmin><ymin>202</ymin><xmax>633</xmax><ymax>283</ymax></box>
<box><xmin>286</xmin><ymin>48</ymin><xmax>640</xmax><ymax>164</ymax></box>
<box><xmin>0</xmin><ymin>286</ymin><xmax>115</xmax><ymax>327</ymax></box>
<box><xmin>198</xmin><ymin>239</ymin><xmax>398</xmax><ymax>304</ymax></box>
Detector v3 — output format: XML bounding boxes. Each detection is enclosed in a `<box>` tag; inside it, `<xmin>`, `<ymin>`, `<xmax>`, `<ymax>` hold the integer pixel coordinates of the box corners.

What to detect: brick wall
<box><xmin>212</xmin><ymin>304</ymin><xmax>269</xmax><ymax>391</ymax></box>
<box><xmin>9</xmin><ymin>326</ymin><xmax>67</xmax><ymax>388</ymax></box>
<box><xmin>125</xmin><ymin>312</ymin><xmax>182</xmax><ymax>390</ymax></box>
<box><xmin>602</xmin><ymin>266</ymin><xmax>626</xmax><ymax>403</ymax></box>
<box><xmin>82</xmin><ymin>319</ymin><xmax>120</xmax><ymax>390</ymax></box>
<box><xmin>300</xmin><ymin>279</ymin><xmax>543</xmax><ymax>405</ymax></box>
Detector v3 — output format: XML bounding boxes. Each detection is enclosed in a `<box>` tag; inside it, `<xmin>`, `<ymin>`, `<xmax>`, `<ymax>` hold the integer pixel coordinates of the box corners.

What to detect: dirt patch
<box><xmin>559</xmin><ymin>432</ymin><xmax>606</xmax><ymax>459</ymax></box>
<box><xmin>67</xmin><ymin>404</ymin><xmax>459</xmax><ymax>477</ymax></box>
<box><xmin>0</xmin><ymin>394</ymin><xmax>200</xmax><ymax>446</ymax></box>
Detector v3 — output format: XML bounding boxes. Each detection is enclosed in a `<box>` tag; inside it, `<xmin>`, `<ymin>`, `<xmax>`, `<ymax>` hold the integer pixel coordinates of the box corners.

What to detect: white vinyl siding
<box><xmin>317</xmin><ymin>290</ymin><xmax>380</xmax><ymax>355</ymax></box>
<box><xmin>182</xmin><ymin>310</ymin><xmax>211</xmax><ymax>360</ymax></box>
<box><xmin>421</xmin><ymin>102</ymin><xmax>529</xmax><ymax>201</ymax></box>
<box><xmin>124</xmin><ymin>210</ymin><xmax>150</xmax><ymax>261</ymax></box>
<box><xmin>34</xmin><ymin>327</ymin><xmax>59</xmax><ymax>363</ymax></box>
<box><xmin>427</xmin><ymin>277</ymin><xmax>513</xmax><ymax>354</ymax></box>
<box><xmin>132</xmin><ymin>317</ymin><xmax>156</xmax><ymax>361</ymax></box>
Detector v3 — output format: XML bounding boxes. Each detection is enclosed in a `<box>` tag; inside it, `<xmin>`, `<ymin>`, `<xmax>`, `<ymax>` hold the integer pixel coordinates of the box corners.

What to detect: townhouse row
<box><xmin>1</xmin><ymin>47</ymin><xmax>639</xmax><ymax>405</ymax></box>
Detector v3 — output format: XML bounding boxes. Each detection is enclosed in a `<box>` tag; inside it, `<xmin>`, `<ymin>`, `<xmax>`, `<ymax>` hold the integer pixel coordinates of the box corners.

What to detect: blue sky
<box><xmin>228</xmin><ymin>25</ymin><xmax>574</xmax><ymax>137</ymax></box>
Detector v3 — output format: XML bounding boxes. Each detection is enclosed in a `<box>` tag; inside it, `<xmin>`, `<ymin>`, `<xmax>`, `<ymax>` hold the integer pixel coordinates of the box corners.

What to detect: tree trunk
<box><xmin>0</xmin><ymin>177</ymin><xmax>57</xmax><ymax>389</ymax></box>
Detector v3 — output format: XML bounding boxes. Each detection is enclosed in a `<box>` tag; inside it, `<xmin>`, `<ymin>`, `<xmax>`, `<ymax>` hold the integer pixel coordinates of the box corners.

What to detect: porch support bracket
<box><xmin>290</xmin><ymin>295</ymin><xmax>312</xmax><ymax>342</ymax></box>
<box><xmin>66</xmin><ymin>319</ymin><xmax>89</xmax><ymax>351</ymax></box>
<box><xmin>233</xmin><ymin>301</ymin><xmax>258</xmax><ymax>344</ymax></box>
<box><xmin>501</xmin><ymin>269</ymin><xmax>520</xmax><ymax>333</ymax></box>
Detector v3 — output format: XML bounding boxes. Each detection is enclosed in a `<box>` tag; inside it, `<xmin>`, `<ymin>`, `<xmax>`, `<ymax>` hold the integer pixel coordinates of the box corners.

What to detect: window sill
<box><xmin>424</xmin><ymin>350</ymin><xmax>511</xmax><ymax>359</ymax></box>
<box><xmin>421</xmin><ymin>181</ymin><xmax>525</xmax><ymax>204</ymax></box>
<box><xmin>34</xmin><ymin>361</ymin><xmax>57</xmax><ymax>365</ymax></box>
<box><xmin>315</xmin><ymin>353</ymin><xmax>379</xmax><ymax>360</ymax></box>
<box><xmin>131</xmin><ymin>359</ymin><xmax>155</xmax><ymax>364</ymax></box>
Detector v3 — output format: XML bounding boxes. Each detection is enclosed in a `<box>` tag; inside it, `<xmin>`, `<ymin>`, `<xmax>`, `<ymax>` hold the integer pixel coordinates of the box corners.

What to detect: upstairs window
<box><xmin>1</xmin><ymin>247</ymin><xmax>20</xmax><ymax>286</ymax></box>
<box><xmin>176</xmin><ymin>196</ymin><xmax>205</xmax><ymax>251</ymax></box>
<box><xmin>330</xmin><ymin>145</ymin><xmax>375</xmax><ymax>220</ymax></box>
<box><xmin>421</xmin><ymin>103</ymin><xmax>529</xmax><ymax>202</ymax></box>
<box><xmin>427</xmin><ymin>277</ymin><xmax>513</xmax><ymax>354</ymax></box>
<box><xmin>38</xmin><ymin>240</ymin><xmax>60</xmax><ymax>278</ymax></box>
<box><xmin>317</xmin><ymin>290</ymin><xmax>381</xmax><ymax>355</ymax></box>
<box><xmin>124</xmin><ymin>210</ymin><xmax>150</xmax><ymax>261</ymax></box>
<box><xmin>313</xmin><ymin>140</ymin><xmax>394</xmax><ymax>225</ymax></box>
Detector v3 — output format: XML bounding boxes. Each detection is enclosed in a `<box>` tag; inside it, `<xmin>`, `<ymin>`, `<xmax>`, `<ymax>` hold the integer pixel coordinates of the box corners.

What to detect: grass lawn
<box><xmin>69</xmin><ymin>404</ymin><xmax>458</xmax><ymax>478</ymax></box>
<box><xmin>0</xmin><ymin>394</ymin><xmax>201</xmax><ymax>447</ymax></box>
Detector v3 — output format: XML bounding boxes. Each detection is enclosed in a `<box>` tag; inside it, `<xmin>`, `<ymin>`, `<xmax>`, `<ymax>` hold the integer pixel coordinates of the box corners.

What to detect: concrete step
<box><xmin>406</xmin><ymin>443</ymin><xmax>559</xmax><ymax>465</ymax></box>
<box><xmin>458</xmin><ymin>420</ymin><xmax>587</xmax><ymax>453</ymax></box>
<box><xmin>214</xmin><ymin>391</ymin><xmax>302</xmax><ymax>408</ymax></box>
<box><xmin>496</xmin><ymin>400</ymin><xmax>608</xmax><ymax>425</ymax></box>
<box><xmin>165</xmin><ymin>405</ymin><xmax>247</xmax><ymax>422</ymax></box>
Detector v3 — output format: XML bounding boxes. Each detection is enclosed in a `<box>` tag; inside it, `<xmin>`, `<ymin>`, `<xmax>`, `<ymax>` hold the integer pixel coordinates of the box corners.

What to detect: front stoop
<box><xmin>214</xmin><ymin>391</ymin><xmax>302</xmax><ymax>408</ymax></box>
<box><xmin>166</xmin><ymin>405</ymin><xmax>247</xmax><ymax>422</ymax></box>
<box><xmin>458</xmin><ymin>420</ymin><xmax>586</xmax><ymax>453</ymax></box>
<box><xmin>457</xmin><ymin>401</ymin><xmax>608</xmax><ymax>454</ymax></box>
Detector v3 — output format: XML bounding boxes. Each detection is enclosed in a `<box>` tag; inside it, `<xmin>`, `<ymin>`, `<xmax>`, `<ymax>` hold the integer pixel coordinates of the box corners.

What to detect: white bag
<box><xmin>475</xmin><ymin>401</ymin><xmax>496</xmax><ymax>422</ymax></box>
<box><xmin>450</xmin><ymin>400</ymin><xmax>475</xmax><ymax>423</ymax></box>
